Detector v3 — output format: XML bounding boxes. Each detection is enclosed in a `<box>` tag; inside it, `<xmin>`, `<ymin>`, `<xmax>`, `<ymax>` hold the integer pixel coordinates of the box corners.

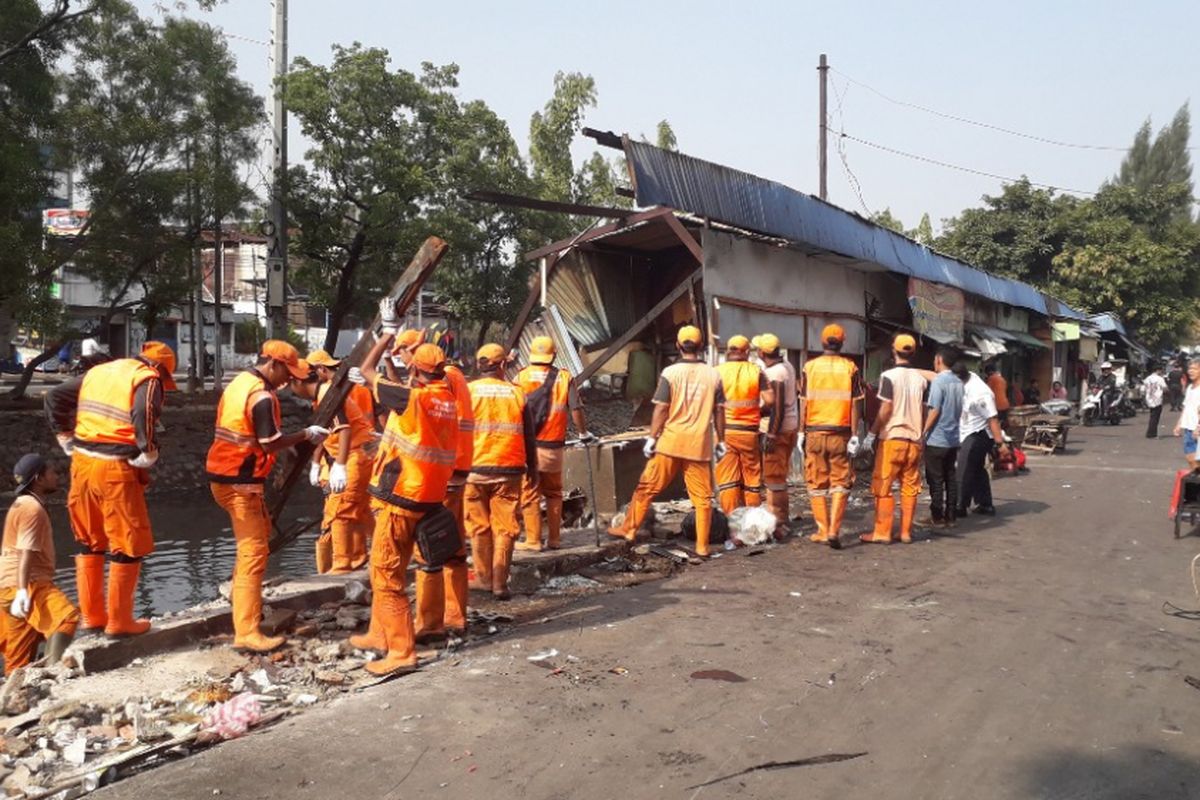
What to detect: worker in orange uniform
<box><xmin>759</xmin><ymin>333</ymin><xmax>800</xmax><ymax>534</ymax></box>
<box><xmin>861</xmin><ymin>334</ymin><xmax>930</xmax><ymax>544</ymax></box>
<box><xmin>351</xmin><ymin>299</ymin><xmax>459</xmax><ymax>674</ymax></box>
<box><xmin>1</xmin><ymin>454</ymin><xmax>79</xmax><ymax>673</ymax></box>
<box><xmin>466</xmin><ymin>344</ymin><xmax>538</xmax><ymax>599</ymax></box>
<box><xmin>515</xmin><ymin>336</ymin><xmax>592</xmax><ymax>551</ymax></box>
<box><xmin>44</xmin><ymin>340</ymin><xmax>177</xmax><ymax>637</ymax></box>
<box><xmin>291</xmin><ymin>356</ymin><xmax>374</xmax><ymax>573</ymax></box>
<box><xmin>798</xmin><ymin>324</ymin><xmax>865</xmax><ymax>548</ymax></box>
<box><xmin>376</xmin><ymin>328</ymin><xmax>476</xmax><ymax>643</ymax></box>
<box><xmin>206</xmin><ymin>341</ymin><xmax>329</xmax><ymax>652</ymax></box>
<box><xmin>715</xmin><ymin>335</ymin><xmax>773</xmax><ymax>514</ymax></box>
<box><xmin>608</xmin><ymin>326</ymin><xmax>725</xmax><ymax>556</ymax></box>
<box><xmin>985</xmin><ymin>362</ymin><xmax>1011</xmax><ymax>427</ymax></box>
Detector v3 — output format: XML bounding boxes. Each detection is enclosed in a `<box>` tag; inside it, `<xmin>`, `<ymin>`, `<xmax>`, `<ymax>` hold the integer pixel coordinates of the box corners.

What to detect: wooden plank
<box><xmin>266</xmin><ymin>236</ymin><xmax>449</xmax><ymax>552</ymax></box>
<box><xmin>661</xmin><ymin>212</ymin><xmax>704</xmax><ymax>265</ymax></box>
<box><xmin>465</xmin><ymin>190</ymin><xmax>633</xmax><ymax>219</ymax></box>
<box><xmin>576</xmin><ymin>269</ymin><xmax>702</xmax><ymax>386</ymax></box>
<box><xmin>522</xmin><ymin>207</ymin><xmax>674</xmax><ymax>262</ymax></box>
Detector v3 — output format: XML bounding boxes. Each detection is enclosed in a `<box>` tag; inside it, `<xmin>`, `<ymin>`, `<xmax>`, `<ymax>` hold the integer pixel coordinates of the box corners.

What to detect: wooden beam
<box><xmin>582</xmin><ymin>127</ymin><xmax>624</xmax><ymax>149</ymax></box>
<box><xmin>576</xmin><ymin>268</ymin><xmax>702</xmax><ymax>385</ymax></box>
<box><xmin>267</xmin><ymin>236</ymin><xmax>449</xmax><ymax>553</ymax></box>
<box><xmin>522</xmin><ymin>206</ymin><xmax>675</xmax><ymax>262</ymax></box>
<box><xmin>465</xmin><ymin>190</ymin><xmax>633</xmax><ymax>220</ymax></box>
<box><xmin>661</xmin><ymin>212</ymin><xmax>704</xmax><ymax>265</ymax></box>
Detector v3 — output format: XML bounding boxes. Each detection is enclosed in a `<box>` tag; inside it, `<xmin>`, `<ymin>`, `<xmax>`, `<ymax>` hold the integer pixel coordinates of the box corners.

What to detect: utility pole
<box><xmin>265</xmin><ymin>0</ymin><xmax>289</xmax><ymax>339</ymax></box>
<box><xmin>818</xmin><ymin>53</ymin><xmax>829</xmax><ymax>201</ymax></box>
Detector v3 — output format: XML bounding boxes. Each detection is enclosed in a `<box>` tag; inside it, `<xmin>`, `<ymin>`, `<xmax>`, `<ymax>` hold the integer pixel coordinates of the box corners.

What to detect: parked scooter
<box><xmin>1082</xmin><ymin>384</ymin><xmax>1123</xmax><ymax>426</ymax></box>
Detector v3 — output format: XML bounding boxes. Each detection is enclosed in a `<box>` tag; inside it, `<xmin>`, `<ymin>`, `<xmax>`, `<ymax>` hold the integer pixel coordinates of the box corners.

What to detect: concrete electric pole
<box><xmin>265</xmin><ymin>0</ymin><xmax>289</xmax><ymax>339</ymax></box>
<box><xmin>818</xmin><ymin>53</ymin><xmax>829</xmax><ymax>201</ymax></box>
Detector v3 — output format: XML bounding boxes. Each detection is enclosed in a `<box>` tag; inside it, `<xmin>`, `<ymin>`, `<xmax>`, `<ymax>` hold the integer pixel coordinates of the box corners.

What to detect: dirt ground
<box><xmin>95</xmin><ymin>420</ymin><xmax>1200</xmax><ymax>799</ymax></box>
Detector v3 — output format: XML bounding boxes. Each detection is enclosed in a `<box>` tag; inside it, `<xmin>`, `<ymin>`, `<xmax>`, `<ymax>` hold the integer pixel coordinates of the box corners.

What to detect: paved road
<box><xmin>99</xmin><ymin>421</ymin><xmax>1200</xmax><ymax>799</ymax></box>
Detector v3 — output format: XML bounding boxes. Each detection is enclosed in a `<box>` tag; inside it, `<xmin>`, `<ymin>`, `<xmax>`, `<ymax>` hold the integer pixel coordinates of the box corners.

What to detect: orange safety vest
<box><xmin>73</xmin><ymin>357</ymin><xmax>160</xmax><ymax>456</ymax></box>
<box><xmin>516</xmin><ymin>365</ymin><xmax>572</xmax><ymax>448</ymax></box>
<box><xmin>469</xmin><ymin>377</ymin><xmax>527</xmax><ymax>476</ymax></box>
<box><xmin>205</xmin><ymin>370</ymin><xmax>280</xmax><ymax>484</ymax></box>
<box><xmin>367</xmin><ymin>380</ymin><xmax>458</xmax><ymax>510</ymax></box>
<box><xmin>314</xmin><ymin>382</ymin><xmax>373</xmax><ymax>464</ymax></box>
<box><xmin>445</xmin><ymin>364</ymin><xmax>474</xmax><ymax>475</ymax></box>
<box><xmin>348</xmin><ymin>384</ymin><xmax>376</xmax><ymax>426</ymax></box>
<box><xmin>802</xmin><ymin>354</ymin><xmax>858</xmax><ymax>431</ymax></box>
<box><xmin>717</xmin><ymin>361</ymin><xmax>763</xmax><ymax>431</ymax></box>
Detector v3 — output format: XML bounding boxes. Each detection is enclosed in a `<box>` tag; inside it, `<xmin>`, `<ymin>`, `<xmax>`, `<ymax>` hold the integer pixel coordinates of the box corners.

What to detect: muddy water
<box><xmin>45</xmin><ymin>493</ymin><xmax>325</xmax><ymax>618</ymax></box>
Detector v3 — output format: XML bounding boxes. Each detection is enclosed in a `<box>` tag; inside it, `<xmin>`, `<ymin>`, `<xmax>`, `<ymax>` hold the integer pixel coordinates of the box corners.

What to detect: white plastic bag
<box><xmin>738</xmin><ymin>506</ymin><xmax>777</xmax><ymax>546</ymax></box>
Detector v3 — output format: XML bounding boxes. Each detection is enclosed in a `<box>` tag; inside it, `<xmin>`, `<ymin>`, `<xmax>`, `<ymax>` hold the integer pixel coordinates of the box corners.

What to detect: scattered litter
<box><xmin>527</xmin><ymin>649</ymin><xmax>559</xmax><ymax>662</ymax></box>
<box><xmin>690</xmin><ymin>670</ymin><xmax>747</xmax><ymax>683</ymax></box>
<box><xmin>609</xmin><ymin>667</ymin><xmax>629</xmax><ymax>676</ymax></box>
<box><xmin>201</xmin><ymin>693</ymin><xmax>262</xmax><ymax>740</ymax></box>
<box><xmin>789</xmin><ymin>591</ymin><xmax>802</xmax><ymax>598</ymax></box>
<box><xmin>541</xmin><ymin>575</ymin><xmax>602</xmax><ymax>593</ymax></box>
<box><xmin>728</xmin><ymin>506</ymin><xmax>777</xmax><ymax>546</ymax></box>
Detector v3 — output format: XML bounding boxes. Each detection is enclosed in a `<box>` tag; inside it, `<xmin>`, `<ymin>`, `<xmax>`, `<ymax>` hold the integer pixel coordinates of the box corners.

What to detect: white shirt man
<box><xmin>1143</xmin><ymin>369</ymin><xmax>1167</xmax><ymax>439</ymax></box>
<box><xmin>957</xmin><ymin>372</ymin><xmax>1009</xmax><ymax>517</ymax></box>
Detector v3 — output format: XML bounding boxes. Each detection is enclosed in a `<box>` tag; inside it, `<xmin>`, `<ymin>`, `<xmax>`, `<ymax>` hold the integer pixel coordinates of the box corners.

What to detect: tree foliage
<box><xmin>1110</xmin><ymin>104</ymin><xmax>1192</xmax><ymax>219</ymax></box>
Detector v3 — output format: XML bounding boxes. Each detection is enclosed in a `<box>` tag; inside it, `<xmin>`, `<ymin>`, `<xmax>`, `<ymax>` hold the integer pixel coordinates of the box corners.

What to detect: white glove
<box><xmin>304</xmin><ymin>425</ymin><xmax>331</xmax><ymax>443</ymax></box>
<box><xmin>347</xmin><ymin>367</ymin><xmax>366</xmax><ymax>386</ymax></box>
<box><xmin>128</xmin><ymin>450</ymin><xmax>158</xmax><ymax>469</ymax></box>
<box><xmin>9</xmin><ymin>589</ymin><xmax>30</xmax><ymax>619</ymax></box>
<box><xmin>643</xmin><ymin>437</ymin><xmax>657</xmax><ymax>459</ymax></box>
<box><xmin>56</xmin><ymin>434</ymin><xmax>74</xmax><ymax>457</ymax></box>
<box><xmin>861</xmin><ymin>433</ymin><xmax>877</xmax><ymax>453</ymax></box>
<box><xmin>847</xmin><ymin>435</ymin><xmax>859</xmax><ymax>456</ymax></box>
<box><xmin>796</xmin><ymin>432</ymin><xmax>806</xmax><ymax>454</ymax></box>
<box><xmin>714</xmin><ymin>441</ymin><xmax>728</xmax><ymax>461</ymax></box>
<box><xmin>309</xmin><ymin>462</ymin><xmax>321</xmax><ymax>487</ymax></box>
<box><xmin>329</xmin><ymin>462</ymin><xmax>348</xmax><ymax>493</ymax></box>
<box><xmin>378</xmin><ymin>297</ymin><xmax>400</xmax><ymax>334</ymax></box>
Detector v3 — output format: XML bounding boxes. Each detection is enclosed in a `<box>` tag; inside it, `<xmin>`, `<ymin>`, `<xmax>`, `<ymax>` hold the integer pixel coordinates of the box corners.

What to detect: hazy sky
<box><xmin>141</xmin><ymin>0</ymin><xmax>1200</xmax><ymax>233</ymax></box>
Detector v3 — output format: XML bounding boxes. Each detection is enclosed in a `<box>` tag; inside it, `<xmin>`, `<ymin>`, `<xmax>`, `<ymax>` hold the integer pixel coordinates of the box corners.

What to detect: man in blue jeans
<box><xmin>920</xmin><ymin>347</ymin><xmax>965</xmax><ymax>527</ymax></box>
<box><xmin>1174</xmin><ymin>358</ymin><xmax>1200</xmax><ymax>470</ymax></box>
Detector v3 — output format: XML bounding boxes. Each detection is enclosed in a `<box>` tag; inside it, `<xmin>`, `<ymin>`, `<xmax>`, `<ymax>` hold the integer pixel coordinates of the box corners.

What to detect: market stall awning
<box><xmin>967</xmin><ymin>325</ymin><xmax>1007</xmax><ymax>357</ymax></box>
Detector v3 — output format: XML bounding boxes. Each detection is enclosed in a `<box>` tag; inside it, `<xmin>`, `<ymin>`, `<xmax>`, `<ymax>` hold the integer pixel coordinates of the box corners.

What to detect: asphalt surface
<box><xmin>98</xmin><ymin>419</ymin><xmax>1200</xmax><ymax>800</ymax></box>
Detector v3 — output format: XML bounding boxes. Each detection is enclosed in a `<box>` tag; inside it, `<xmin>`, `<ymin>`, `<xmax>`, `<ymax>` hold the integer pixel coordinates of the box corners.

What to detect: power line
<box><xmin>831</xmin><ymin>67</ymin><xmax>1200</xmax><ymax>153</ymax></box>
<box><xmin>837</xmin><ymin>130</ymin><xmax>1100</xmax><ymax>197</ymax></box>
<box><xmin>830</xmin><ymin>77</ymin><xmax>872</xmax><ymax>215</ymax></box>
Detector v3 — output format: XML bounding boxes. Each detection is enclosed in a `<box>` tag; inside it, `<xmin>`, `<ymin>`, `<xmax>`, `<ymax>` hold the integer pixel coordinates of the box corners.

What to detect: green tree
<box><xmin>870</xmin><ymin>208</ymin><xmax>905</xmax><ymax>233</ymax></box>
<box><xmin>656</xmin><ymin>120</ymin><xmax>678</xmax><ymax>152</ymax></box>
<box><xmin>912</xmin><ymin>212</ymin><xmax>934</xmax><ymax>245</ymax></box>
<box><xmin>1111</xmin><ymin>104</ymin><xmax>1193</xmax><ymax>218</ymax></box>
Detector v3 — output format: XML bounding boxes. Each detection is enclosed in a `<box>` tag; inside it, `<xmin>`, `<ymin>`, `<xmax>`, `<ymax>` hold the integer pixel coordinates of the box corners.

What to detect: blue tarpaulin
<box><xmin>624</xmin><ymin>141</ymin><xmax>1086</xmax><ymax>321</ymax></box>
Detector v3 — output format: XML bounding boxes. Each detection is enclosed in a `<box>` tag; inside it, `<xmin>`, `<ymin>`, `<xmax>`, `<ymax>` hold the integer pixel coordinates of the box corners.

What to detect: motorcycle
<box><xmin>1082</xmin><ymin>385</ymin><xmax>1123</xmax><ymax>426</ymax></box>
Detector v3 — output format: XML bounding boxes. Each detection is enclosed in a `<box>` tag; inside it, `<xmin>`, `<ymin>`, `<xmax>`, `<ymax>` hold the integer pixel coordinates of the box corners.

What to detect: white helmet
<box><xmin>1100</xmin><ymin>361</ymin><xmax>1113</xmax><ymax>370</ymax></box>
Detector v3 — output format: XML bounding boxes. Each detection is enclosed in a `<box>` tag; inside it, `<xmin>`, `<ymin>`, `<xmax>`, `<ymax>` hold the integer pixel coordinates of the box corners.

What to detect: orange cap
<box><xmin>476</xmin><ymin>343</ymin><xmax>507</xmax><ymax>367</ymax></box>
<box><xmin>260</xmin><ymin>339</ymin><xmax>309</xmax><ymax>379</ymax></box>
<box><xmin>307</xmin><ymin>349</ymin><xmax>340</xmax><ymax>368</ymax></box>
<box><xmin>410</xmin><ymin>344</ymin><xmax>447</xmax><ymax>375</ymax></box>
<box><xmin>294</xmin><ymin>358</ymin><xmax>315</xmax><ymax>380</ymax></box>
<box><xmin>727</xmin><ymin>334</ymin><xmax>750</xmax><ymax>351</ymax></box>
<box><xmin>530</xmin><ymin>336</ymin><xmax>556</xmax><ymax>365</ymax></box>
<box><xmin>821</xmin><ymin>324</ymin><xmax>846</xmax><ymax>345</ymax></box>
<box><xmin>758</xmin><ymin>333</ymin><xmax>781</xmax><ymax>354</ymax></box>
<box><xmin>140</xmin><ymin>341</ymin><xmax>178</xmax><ymax>391</ymax></box>
<box><xmin>677</xmin><ymin>325</ymin><xmax>702</xmax><ymax>346</ymax></box>
<box><xmin>391</xmin><ymin>328</ymin><xmax>425</xmax><ymax>354</ymax></box>
<box><xmin>894</xmin><ymin>334</ymin><xmax>917</xmax><ymax>355</ymax></box>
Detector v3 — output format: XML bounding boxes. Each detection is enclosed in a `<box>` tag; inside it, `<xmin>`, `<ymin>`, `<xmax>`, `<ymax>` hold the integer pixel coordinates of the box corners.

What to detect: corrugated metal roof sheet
<box><xmin>624</xmin><ymin>141</ymin><xmax>1087</xmax><ymax>321</ymax></box>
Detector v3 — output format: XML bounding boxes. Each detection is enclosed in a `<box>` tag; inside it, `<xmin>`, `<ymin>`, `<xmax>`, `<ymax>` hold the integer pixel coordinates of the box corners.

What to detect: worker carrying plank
<box><xmin>608</xmin><ymin>325</ymin><xmax>726</xmax><ymax>557</ymax></box>
<box><xmin>466</xmin><ymin>344</ymin><xmax>538</xmax><ymax>600</ymax></box>
<box><xmin>293</xmin><ymin>351</ymin><xmax>374</xmax><ymax>573</ymax></box>
<box><xmin>205</xmin><ymin>341</ymin><xmax>330</xmax><ymax>653</ymax></box>
<box><xmin>44</xmin><ymin>340</ymin><xmax>177</xmax><ymax>637</ymax></box>
<box><xmin>515</xmin><ymin>336</ymin><xmax>593</xmax><ymax>552</ymax></box>
<box><xmin>798</xmin><ymin>324</ymin><xmax>865</xmax><ymax>548</ymax></box>
<box><xmin>351</xmin><ymin>298</ymin><xmax>460</xmax><ymax>675</ymax></box>
<box><xmin>715</xmin><ymin>334</ymin><xmax>773</xmax><ymax>514</ymax></box>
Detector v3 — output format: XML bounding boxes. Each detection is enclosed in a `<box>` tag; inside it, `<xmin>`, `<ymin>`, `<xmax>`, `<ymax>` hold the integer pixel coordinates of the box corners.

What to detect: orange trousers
<box><xmin>868</xmin><ymin>439</ymin><xmax>923</xmax><ymax>543</ymax></box>
<box><xmin>465</xmin><ymin>479</ymin><xmax>521</xmax><ymax>594</ymax></box>
<box><xmin>318</xmin><ymin>451</ymin><xmax>372</xmax><ymax>572</ymax></box>
<box><xmin>804</xmin><ymin>431</ymin><xmax>853</xmax><ymax>495</ymax></box>
<box><xmin>763</xmin><ymin>430</ymin><xmax>799</xmax><ymax>525</ymax></box>
<box><xmin>621</xmin><ymin>454</ymin><xmax>715</xmax><ymax>555</ymax></box>
<box><xmin>414</xmin><ymin>483</ymin><xmax>469</xmax><ymax>636</ymax></box>
<box><xmin>68</xmin><ymin>452</ymin><xmax>154</xmax><ymax>558</ymax></box>
<box><xmin>520</xmin><ymin>469</ymin><xmax>564</xmax><ymax>547</ymax></box>
<box><xmin>210</xmin><ymin>484</ymin><xmax>272</xmax><ymax>641</ymax></box>
<box><xmin>0</xmin><ymin>583</ymin><xmax>79</xmax><ymax>675</ymax></box>
<box><xmin>715</xmin><ymin>430</ymin><xmax>763</xmax><ymax>514</ymax></box>
<box><xmin>367</xmin><ymin>507</ymin><xmax>422</xmax><ymax>667</ymax></box>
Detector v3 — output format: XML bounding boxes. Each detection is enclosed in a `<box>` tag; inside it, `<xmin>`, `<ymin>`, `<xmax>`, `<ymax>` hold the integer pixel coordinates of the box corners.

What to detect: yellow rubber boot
<box><xmin>231</xmin><ymin>576</ymin><xmax>284</xmax><ymax>652</ymax></box>
<box><xmin>315</xmin><ymin>533</ymin><xmax>333</xmax><ymax>574</ymax></box>
<box><xmin>808</xmin><ymin>496</ymin><xmax>830</xmax><ymax>543</ymax></box>
<box><xmin>329</xmin><ymin>523</ymin><xmax>355</xmax><ymax>574</ymax></box>
<box><xmin>899</xmin><ymin>496</ymin><xmax>918</xmax><ymax>543</ymax></box>
<box><xmin>828</xmin><ymin>492</ymin><xmax>849</xmax><ymax>543</ymax></box>
<box><xmin>492</xmin><ymin>537</ymin><xmax>515</xmax><ymax>599</ymax></box>
<box><xmin>861</xmin><ymin>496</ymin><xmax>895</xmax><ymax>544</ymax></box>
<box><xmin>75</xmin><ymin>554</ymin><xmax>108</xmax><ymax>631</ymax></box>
<box><xmin>470</xmin><ymin>534</ymin><xmax>493</xmax><ymax>589</ymax></box>
<box><xmin>350</xmin><ymin>521</ymin><xmax>369</xmax><ymax>570</ymax></box>
<box><xmin>364</xmin><ymin>591</ymin><xmax>417</xmax><ymax>676</ymax></box>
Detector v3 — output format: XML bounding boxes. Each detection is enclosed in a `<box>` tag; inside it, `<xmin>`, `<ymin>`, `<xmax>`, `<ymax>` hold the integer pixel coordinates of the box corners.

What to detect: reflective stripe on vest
<box><xmin>469</xmin><ymin>377</ymin><xmax>526</xmax><ymax>474</ymax></box>
<box><xmin>73</xmin><ymin>358</ymin><xmax>159</xmax><ymax>451</ymax></box>
<box><xmin>803</xmin><ymin>355</ymin><xmax>857</xmax><ymax>429</ymax></box>
<box><xmin>206</xmin><ymin>370</ymin><xmax>279</xmax><ymax>483</ymax></box>
<box><xmin>368</xmin><ymin>381</ymin><xmax>459</xmax><ymax>509</ymax></box>
<box><xmin>717</xmin><ymin>361</ymin><xmax>763</xmax><ymax>429</ymax></box>
<box><xmin>315</xmin><ymin>382</ymin><xmax>374</xmax><ymax>463</ymax></box>
<box><xmin>517</xmin><ymin>365</ymin><xmax>571</xmax><ymax>446</ymax></box>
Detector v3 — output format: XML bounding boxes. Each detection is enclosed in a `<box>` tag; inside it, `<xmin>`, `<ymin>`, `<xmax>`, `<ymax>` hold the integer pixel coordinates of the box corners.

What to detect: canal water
<box><xmin>44</xmin><ymin>493</ymin><xmax>324</xmax><ymax>618</ymax></box>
